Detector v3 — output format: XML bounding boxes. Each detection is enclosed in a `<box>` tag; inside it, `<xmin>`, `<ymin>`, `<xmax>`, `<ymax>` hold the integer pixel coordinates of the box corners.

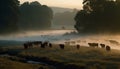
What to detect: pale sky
<box><xmin>19</xmin><ymin>0</ymin><xmax>83</xmax><ymax>9</ymax></box>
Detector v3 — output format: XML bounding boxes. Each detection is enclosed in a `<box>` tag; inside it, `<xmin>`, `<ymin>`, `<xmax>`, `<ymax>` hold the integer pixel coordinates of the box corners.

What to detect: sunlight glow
<box><xmin>19</xmin><ymin>0</ymin><xmax>83</xmax><ymax>9</ymax></box>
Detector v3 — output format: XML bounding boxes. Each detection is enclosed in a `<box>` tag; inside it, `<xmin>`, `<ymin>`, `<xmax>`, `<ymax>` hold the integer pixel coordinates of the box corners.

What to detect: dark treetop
<box><xmin>75</xmin><ymin>0</ymin><xmax>120</xmax><ymax>34</ymax></box>
<box><xmin>18</xmin><ymin>1</ymin><xmax>53</xmax><ymax>31</ymax></box>
<box><xmin>0</xmin><ymin>0</ymin><xmax>19</xmax><ymax>34</ymax></box>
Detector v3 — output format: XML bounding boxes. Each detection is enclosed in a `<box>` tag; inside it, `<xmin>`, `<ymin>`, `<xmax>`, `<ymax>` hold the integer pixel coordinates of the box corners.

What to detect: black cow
<box><xmin>76</xmin><ymin>44</ymin><xmax>80</xmax><ymax>49</ymax></box>
<box><xmin>41</xmin><ymin>43</ymin><xmax>46</xmax><ymax>48</ymax></box>
<box><xmin>43</xmin><ymin>41</ymin><xmax>49</xmax><ymax>47</ymax></box>
<box><xmin>49</xmin><ymin>43</ymin><xmax>52</xmax><ymax>48</ymax></box>
<box><xmin>106</xmin><ymin>46</ymin><xmax>111</xmax><ymax>51</ymax></box>
<box><xmin>100</xmin><ymin>44</ymin><xmax>105</xmax><ymax>48</ymax></box>
<box><xmin>28</xmin><ymin>42</ymin><xmax>33</xmax><ymax>48</ymax></box>
<box><xmin>59</xmin><ymin>44</ymin><xmax>65</xmax><ymax>49</ymax></box>
<box><xmin>40</xmin><ymin>41</ymin><xmax>49</xmax><ymax>48</ymax></box>
<box><xmin>23</xmin><ymin>42</ymin><xmax>33</xmax><ymax>49</ymax></box>
<box><xmin>23</xmin><ymin>43</ymin><xmax>28</xmax><ymax>49</ymax></box>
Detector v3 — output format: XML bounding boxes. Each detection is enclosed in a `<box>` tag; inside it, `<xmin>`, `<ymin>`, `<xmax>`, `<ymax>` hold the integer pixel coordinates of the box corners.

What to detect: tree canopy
<box><xmin>75</xmin><ymin>0</ymin><xmax>120</xmax><ymax>33</ymax></box>
<box><xmin>18</xmin><ymin>1</ymin><xmax>53</xmax><ymax>30</ymax></box>
<box><xmin>0</xmin><ymin>0</ymin><xmax>19</xmax><ymax>34</ymax></box>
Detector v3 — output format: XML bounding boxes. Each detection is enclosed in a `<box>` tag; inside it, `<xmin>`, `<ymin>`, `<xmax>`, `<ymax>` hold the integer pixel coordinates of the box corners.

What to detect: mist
<box><xmin>0</xmin><ymin>29</ymin><xmax>120</xmax><ymax>50</ymax></box>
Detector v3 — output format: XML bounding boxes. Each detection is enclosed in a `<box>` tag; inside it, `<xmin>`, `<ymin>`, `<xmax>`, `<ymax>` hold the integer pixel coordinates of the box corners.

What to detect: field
<box><xmin>1</xmin><ymin>44</ymin><xmax>120</xmax><ymax>69</ymax></box>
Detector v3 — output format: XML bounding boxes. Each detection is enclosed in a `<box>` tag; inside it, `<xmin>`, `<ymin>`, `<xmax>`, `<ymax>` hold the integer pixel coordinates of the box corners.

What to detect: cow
<box><xmin>23</xmin><ymin>43</ymin><xmax>28</xmax><ymax>49</ymax></box>
<box><xmin>43</xmin><ymin>41</ymin><xmax>49</xmax><ymax>47</ymax></box>
<box><xmin>40</xmin><ymin>41</ymin><xmax>49</xmax><ymax>48</ymax></box>
<box><xmin>59</xmin><ymin>44</ymin><xmax>65</xmax><ymax>49</ymax></box>
<box><xmin>23</xmin><ymin>41</ymin><xmax>33</xmax><ymax>49</ymax></box>
<box><xmin>88</xmin><ymin>43</ymin><xmax>98</xmax><ymax>48</ymax></box>
<box><xmin>41</xmin><ymin>43</ymin><xmax>46</xmax><ymax>48</ymax></box>
<box><xmin>106</xmin><ymin>46</ymin><xmax>111</xmax><ymax>51</ymax></box>
<box><xmin>28</xmin><ymin>42</ymin><xmax>33</xmax><ymax>48</ymax></box>
<box><xmin>100</xmin><ymin>44</ymin><xmax>105</xmax><ymax>48</ymax></box>
<box><xmin>76</xmin><ymin>44</ymin><xmax>80</xmax><ymax>49</ymax></box>
<box><xmin>49</xmin><ymin>43</ymin><xmax>52</xmax><ymax>48</ymax></box>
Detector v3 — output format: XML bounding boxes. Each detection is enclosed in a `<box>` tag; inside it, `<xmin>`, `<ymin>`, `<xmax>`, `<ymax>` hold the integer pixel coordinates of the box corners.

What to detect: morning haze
<box><xmin>1</xmin><ymin>0</ymin><xmax>120</xmax><ymax>69</ymax></box>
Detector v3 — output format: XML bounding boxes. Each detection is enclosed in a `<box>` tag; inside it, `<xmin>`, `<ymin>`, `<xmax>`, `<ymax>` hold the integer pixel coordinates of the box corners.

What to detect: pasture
<box><xmin>0</xmin><ymin>44</ymin><xmax>120</xmax><ymax>69</ymax></box>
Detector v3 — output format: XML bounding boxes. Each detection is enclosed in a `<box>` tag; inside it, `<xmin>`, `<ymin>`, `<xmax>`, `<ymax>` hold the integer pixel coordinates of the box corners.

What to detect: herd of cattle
<box><xmin>23</xmin><ymin>41</ymin><xmax>52</xmax><ymax>49</ymax></box>
<box><xmin>23</xmin><ymin>41</ymin><xmax>111</xmax><ymax>51</ymax></box>
<box><xmin>88</xmin><ymin>43</ymin><xmax>111</xmax><ymax>51</ymax></box>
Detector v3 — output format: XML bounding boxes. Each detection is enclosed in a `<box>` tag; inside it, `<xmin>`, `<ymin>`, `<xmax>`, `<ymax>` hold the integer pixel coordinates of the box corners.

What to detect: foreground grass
<box><xmin>0</xmin><ymin>57</ymin><xmax>50</xmax><ymax>69</ymax></box>
<box><xmin>1</xmin><ymin>45</ymin><xmax>120</xmax><ymax>69</ymax></box>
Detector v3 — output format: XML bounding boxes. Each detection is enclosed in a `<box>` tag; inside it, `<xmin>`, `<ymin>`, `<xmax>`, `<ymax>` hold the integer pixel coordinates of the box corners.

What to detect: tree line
<box><xmin>19</xmin><ymin>1</ymin><xmax>53</xmax><ymax>31</ymax></box>
<box><xmin>0</xmin><ymin>0</ymin><xmax>53</xmax><ymax>34</ymax></box>
<box><xmin>0</xmin><ymin>0</ymin><xmax>19</xmax><ymax>33</ymax></box>
<box><xmin>75</xmin><ymin>0</ymin><xmax>120</xmax><ymax>34</ymax></box>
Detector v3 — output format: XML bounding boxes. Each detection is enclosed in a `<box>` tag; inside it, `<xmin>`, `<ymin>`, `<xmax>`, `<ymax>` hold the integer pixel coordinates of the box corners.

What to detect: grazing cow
<box><xmin>41</xmin><ymin>43</ymin><xmax>46</xmax><ymax>48</ymax></box>
<box><xmin>100</xmin><ymin>44</ymin><xmax>105</xmax><ymax>48</ymax></box>
<box><xmin>59</xmin><ymin>44</ymin><xmax>65</xmax><ymax>49</ymax></box>
<box><xmin>23</xmin><ymin>42</ymin><xmax>33</xmax><ymax>49</ymax></box>
<box><xmin>28</xmin><ymin>42</ymin><xmax>33</xmax><ymax>48</ymax></box>
<box><xmin>43</xmin><ymin>41</ymin><xmax>49</xmax><ymax>46</ymax></box>
<box><xmin>23</xmin><ymin>43</ymin><xmax>28</xmax><ymax>49</ymax></box>
<box><xmin>106</xmin><ymin>46</ymin><xmax>111</xmax><ymax>51</ymax></box>
<box><xmin>49</xmin><ymin>43</ymin><xmax>52</xmax><ymax>48</ymax></box>
<box><xmin>76</xmin><ymin>44</ymin><xmax>80</xmax><ymax>49</ymax></box>
<box><xmin>88</xmin><ymin>43</ymin><xmax>98</xmax><ymax>48</ymax></box>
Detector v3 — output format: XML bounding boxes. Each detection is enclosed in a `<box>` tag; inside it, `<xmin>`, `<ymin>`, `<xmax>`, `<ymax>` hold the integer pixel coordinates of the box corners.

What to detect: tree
<box><xmin>19</xmin><ymin>1</ymin><xmax>53</xmax><ymax>30</ymax></box>
<box><xmin>0</xmin><ymin>0</ymin><xmax>19</xmax><ymax>34</ymax></box>
<box><xmin>75</xmin><ymin>0</ymin><xmax>120</xmax><ymax>33</ymax></box>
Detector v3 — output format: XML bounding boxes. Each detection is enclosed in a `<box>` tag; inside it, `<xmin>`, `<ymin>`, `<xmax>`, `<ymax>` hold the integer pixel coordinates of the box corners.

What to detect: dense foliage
<box><xmin>19</xmin><ymin>1</ymin><xmax>53</xmax><ymax>30</ymax></box>
<box><xmin>0</xmin><ymin>0</ymin><xmax>19</xmax><ymax>33</ymax></box>
<box><xmin>75</xmin><ymin>0</ymin><xmax>120</xmax><ymax>33</ymax></box>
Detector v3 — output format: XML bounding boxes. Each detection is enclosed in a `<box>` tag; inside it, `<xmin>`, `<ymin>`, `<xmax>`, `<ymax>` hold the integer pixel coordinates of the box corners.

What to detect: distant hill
<box><xmin>50</xmin><ymin>7</ymin><xmax>74</xmax><ymax>14</ymax></box>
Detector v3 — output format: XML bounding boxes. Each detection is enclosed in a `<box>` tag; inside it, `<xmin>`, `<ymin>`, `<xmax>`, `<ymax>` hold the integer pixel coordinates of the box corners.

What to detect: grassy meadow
<box><xmin>1</xmin><ymin>44</ymin><xmax>120</xmax><ymax>69</ymax></box>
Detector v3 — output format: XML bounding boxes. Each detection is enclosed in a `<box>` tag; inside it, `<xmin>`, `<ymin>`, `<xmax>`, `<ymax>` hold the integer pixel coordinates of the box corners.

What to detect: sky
<box><xmin>19</xmin><ymin>0</ymin><xmax>83</xmax><ymax>9</ymax></box>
